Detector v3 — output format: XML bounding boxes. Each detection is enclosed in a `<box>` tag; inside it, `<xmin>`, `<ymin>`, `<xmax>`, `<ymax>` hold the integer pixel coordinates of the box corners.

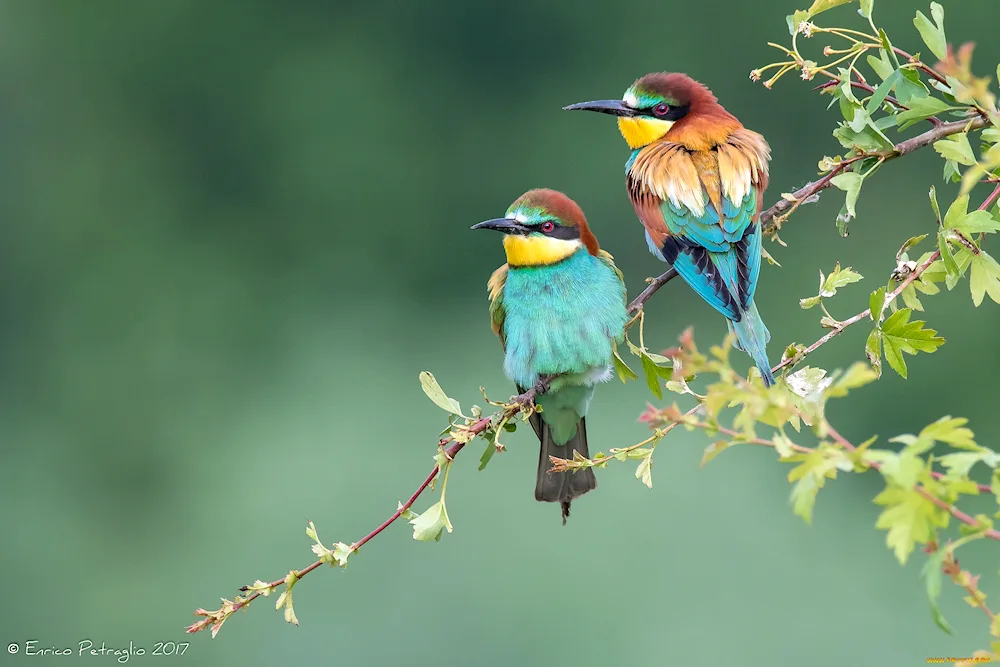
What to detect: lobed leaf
<box><xmin>970</xmin><ymin>251</ymin><xmax>1000</xmax><ymax>306</ymax></box>
<box><xmin>410</xmin><ymin>499</ymin><xmax>453</xmax><ymax>542</ymax></box>
<box><xmin>874</xmin><ymin>486</ymin><xmax>948</xmax><ymax>565</ymax></box>
<box><xmin>913</xmin><ymin>3</ymin><xmax>947</xmax><ymax>61</ymax></box>
<box><xmin>879</xmin><ymin>308</ymin><xmax>945</xmax><ymax>378</ymax></box>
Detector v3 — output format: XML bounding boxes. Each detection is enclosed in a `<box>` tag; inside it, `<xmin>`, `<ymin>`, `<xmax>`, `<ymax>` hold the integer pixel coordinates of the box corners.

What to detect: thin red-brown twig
<box><xmin>824</xmin><ymin>424</ymin><xmax>1000</xmax><ymax>541</ymax></box>
<box><xmin>980</xmin><ymin>183</ymin><xmax>1000</xmax><ymax>212</ymax></box>
<box><xmin>185</xmin><ymin>385</ymin><xmax>545</xmax><ymax>636</ymax></box>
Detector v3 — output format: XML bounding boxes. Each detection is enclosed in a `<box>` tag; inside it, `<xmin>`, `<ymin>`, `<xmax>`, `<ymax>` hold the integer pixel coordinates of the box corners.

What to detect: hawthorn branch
<box><xmin>813</xmin><ymin>77</ymin><xmax>942</xmax><ymax>126</ymax></box>
<box><xmin>771</xmin><ymin>249</ymin><xmax>940</xmax><ymax>375</ymax></box>
<box><xmin>772</xmin><ymin>174</ymin><xmax>1000</xmax><ymax>378</ymax></box>
<box><xmin>940</xmin><ymin>547</ymin><xmax>997</xmax><ymax>624</ymax></box>
<box><xmin>627</xmin><ymin>269</ymin><xmax>679</xmax><ymax>316</ymax></box>
<box><xmin>186</xmin><ymin>380</ymin><xmax>547</xmax><ymax>637</ymax></box>
<box><xmin>761</xmin><ymin>115</ymin><xmax>991</xmax><ymax>237</ymax></box>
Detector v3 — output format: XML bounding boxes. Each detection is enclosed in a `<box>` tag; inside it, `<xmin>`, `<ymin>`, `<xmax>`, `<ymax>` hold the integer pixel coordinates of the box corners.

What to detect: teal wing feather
<box><xmin>595</xmin><ymin>249</ymin><xmax>628</xmax><ymax>311</ymax></box>
<box><xmin>659</xmin><ymin>190</ymin><xmax>759</xmax><ymax>321</ymax></box>
<box><xmin>487</xmin><ymin>263</ymin><xmax>509</xmax><ymax>350</ymax></box>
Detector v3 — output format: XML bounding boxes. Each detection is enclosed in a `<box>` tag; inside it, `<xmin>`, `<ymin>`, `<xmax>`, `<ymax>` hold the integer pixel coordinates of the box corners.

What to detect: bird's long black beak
<box><xmin>470</xmin><ymin>218</ymin><xmax>529</xmax><ymax>234</ymax></box>
<box><xmin>562</xmin><ymin>99</ymin><xmax>638</xmax><ymax>117</ymax></box>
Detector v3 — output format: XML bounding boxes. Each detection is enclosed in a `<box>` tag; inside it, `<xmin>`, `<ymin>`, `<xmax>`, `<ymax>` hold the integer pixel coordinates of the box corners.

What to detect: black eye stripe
<box><xmin>642</xmin><ymin>102</ymin><xmax>690</xmax><ymax>121</ymax></box>
<box><xmin>531</xmin><ymin>221</ymin><xmax>580</xmax><ymax>240</ymax></box>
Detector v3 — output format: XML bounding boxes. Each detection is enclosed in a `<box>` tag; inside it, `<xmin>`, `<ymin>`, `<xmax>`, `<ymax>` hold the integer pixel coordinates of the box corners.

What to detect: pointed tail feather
<box><xmin>534</xmin><ymin>415</ymin><xmax>597</xmax><ymax>524</ymax></box>
<box><xmin>727</xmin><ymin>299</ymin><xmax>776</xmax><ymax>387</ymax></box>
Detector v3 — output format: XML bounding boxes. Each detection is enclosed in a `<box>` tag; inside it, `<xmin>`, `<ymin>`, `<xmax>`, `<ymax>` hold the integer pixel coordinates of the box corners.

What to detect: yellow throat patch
<box><xmin>503</xmin><ymin>235</ymin><xmax>581</xmax><ymax>267</ymax></box>
<box><xmin>617</xmin><ymin>117</ymin><xmax>675</xmax><ymax>150</ymax></box>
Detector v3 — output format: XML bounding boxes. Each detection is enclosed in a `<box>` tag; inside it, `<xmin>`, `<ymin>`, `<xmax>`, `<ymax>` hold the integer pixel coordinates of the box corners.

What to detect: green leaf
<box><xmin>821</xmin><ymin>263</ymin><xmax>864</xmax><ymax>296</ymax></box>
<box><xmin>943</xmin><ymin>194</ymin><xmax>971</xmax><ymax>228</ymax></box>
<box><xmin>859</xmin><ymin>0</ymin><xmax>874</xmax><ymax>19</ymax></box>
<box><xmin>418</xmin><ymin>371</ymin><xmax>462</xmax><ymax>416</ymax></box>
<box><xmin>879</xmin><ymin>308</ymin><xmax>945</xmax><ymax>378</ymax></box>
<box><xmin>913</xmin><ymin>3</ymin><xmax>947</xmax><ymax>61</ymax></box>
<box><xmin>869</xmin><ymin>286</ymin><xmax>886</xmax><ymax>322</ymax></box>
<box><xmin>897</xmin><ymin>234</ymin><xmax>928</xmax><ymax>261</ymax></box>
<box><xmin>944</xmin><ymin>246</ymin><xmax>974</xmax><ymax>290</ymax></box>
<box><xmin>938</xmin><ymin>231</ymin><xmax>960</xmax><ymax>282</ymax></box>
<box><xmin>645</xmin><ymin>352</ymin><xmax>672</xmax><ymax>366</ymax></box>
<box><xmin>825</xmin><ymin>362</ymin><xmax>879</xmax><ymax>398</ymax></box>
<box><xmin>943</xmin><ymin>159</ymin><xmax>961</xmax><ymax>183</ymax></box>
<box><xmin>938</xmin><ymin>452</ymin><xmax>987</xmax><ymax>479</ymax></box>
<box><xmin>788</xmin><ymin>0</ymin><xmax>854</xmax><ymax>31</ymax></box>
<box><xmin>882</xmin><ymin>332</ymin><xmax>907</xmax><ymax>378</ymax></box>
<box><xmin>929</xmin><ymin>186</ymin><xmax>942</xmax><ymax>223</ymax></box>
<box><xmin>478</xmin><ymin>441</ymin><xmax>498</xmax><ymax>471</ymax></box>
<box><xmin>787</xmin><ymin>448</ymin><xmax>841</xmax><ymax>524</ymax></box>
<box><xmin>801</xmin><ymin>263</ymin><xmax>863</xmax><ymax>308</ymax></box>
<box><xmin>865</xmin><ymin>328</ymin><xmax>882</xmax><ymax>378</ymax></box>
<box><xmin>867</xmin><ymin>53</ymin><xmax>893</xmax><ymax>81</ymax></box>
<box><xmin>773</xmin><ymin>434</ymin><xmax>796</xmax><ymax>459</ymax></box>
<box><xmin>865</xmin><ymin>70</ymin><xmax>900</xmax><ymax>116</ymax></box>
<box><xmin>868</xmin><ymin>448</ymin><xmax>925</xmax><ymax>486</ymax></box>
<box><xmin>970</xmin><ymin>251</ymin><xmax>1000</xmax><ymax>306</ymax></box>
<box><xmin>896</xmin><ymin>96</ymin><xmax>953</xmax><ymax>130</ymax></box>
<box><xmin>895</xmin><ymin>68</ymin><xmax>929</xmax><ymax>105</ymax></box>
<box><xmin>919</xmin><ymin>415</ymin><xmax>977</xmax><ymax>449</ymax></box>
<box><xmin>831</xmin><ymin>171</ymin><xmax>863</xmax><ymax>221</ymax></box>
<box><xmin>847</xmin><ymin>107</ymin><xmax>869</xmax><ymax>133</ymax></box>
<box><xmin>921</xmin><ymin>550</ymin><xmax>954</xmax><ymax>634</ymax></box>
<box><xmin>806</xmin><ymin>0</ymin><xmax>853</xmax><ymax>14</ymax></box>
<box><xmin>275</xmin><ymin>587</ymin><xmax>299</xmax><ymax>626</ymax></box>
<box><xmin>799</xmin><ymin>295</ymin><xmax>822</xmax><ymax>310</ymax></box>
<box><xmin>635</xmin><ymin>453</ymin><xmax>653</xmax><ymax>488</ymax></box>
<box><xmin>900</xmin><ymin>284</ymin><xmax>923</xmax><ymax>311</ymax></box>
<box><xmin>612</xmin><ymin>344</ymin><xmax>639</xmax><ymax>383</ymax></box>
<box><xmin>410</xmin><ymin>500</ymin><xmax>453</xmax><ymax>542</ymax></box>
<box><xmin>397</xmin><ymin>501</ymin><xmax>418</xmax><ymax>521</ymax></box>
<box><xmin>874</xmin><ymin>486</ymin><xmax>947</xmax><ymax>565</ymax></box>
<box><xmin>640</xmin><ymin>351</ymin><xmax>672</xmax><ymax>399</ymax></box>
<box><xmin>786</xmin><ymin>9</ymin><xmax>810</xmax><ymax>34</ymax></box>
<box><xmin>934</xmin><ymin>134</ymin><xmax>977</xmax><ymax>166</ymax></box>
<box><xmin>331</xmin><ymin>542</ymin><xmax>353</xmax><ymax>567</ymax></box>
<box><xmin>953</xmin><ymin>212</ymin><xmax>1000</xmax><ymax>235</ymax></box>
<box><xmin>833</xmin><ymin>122</ymin><xmax>893</xmax><ymax>153</ymax></box>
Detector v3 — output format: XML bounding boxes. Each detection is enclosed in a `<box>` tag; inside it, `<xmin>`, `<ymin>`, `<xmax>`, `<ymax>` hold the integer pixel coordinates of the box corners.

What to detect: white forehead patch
<box><xmin>510</xmin><ymin>211</ymin><xmax>529</xmax><ymax>223</ymax></box>
<box><xmin>623</xmin><ymin>90</ymin><xmax>639</xmax><ymax>108</ymax></box>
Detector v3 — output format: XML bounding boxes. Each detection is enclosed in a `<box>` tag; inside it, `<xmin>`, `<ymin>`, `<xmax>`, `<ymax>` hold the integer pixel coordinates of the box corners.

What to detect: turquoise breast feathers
<box><xmin>500</xmin><ymin>248</ymin><xmax>628</xmax><ymax>389</ymax></box>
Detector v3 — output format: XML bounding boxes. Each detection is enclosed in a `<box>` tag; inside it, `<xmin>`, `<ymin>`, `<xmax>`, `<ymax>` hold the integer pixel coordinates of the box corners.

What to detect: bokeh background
<box><xmin>2</xmin><ymin>1</ymin><xmax>999</xmax><ymax>665</ymax></box>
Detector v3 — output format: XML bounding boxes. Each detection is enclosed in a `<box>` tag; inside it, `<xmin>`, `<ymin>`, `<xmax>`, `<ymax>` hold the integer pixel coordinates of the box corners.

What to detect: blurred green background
<box><xmin>2</xmin><ymin>1</ymin><xmax>999</xmax><ymax>665</ymax></box>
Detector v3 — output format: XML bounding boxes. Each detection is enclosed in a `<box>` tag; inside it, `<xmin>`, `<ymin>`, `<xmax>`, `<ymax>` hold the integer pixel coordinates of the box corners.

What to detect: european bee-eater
<box><xmin>565</xmin><ymin>72</ymin><xmax>776</xmax><ymax>386</ymax></box>
<box><xmin>472</xmin><ymin>189</ymin><xmax>628</xmax><ymax>522</ymax></box>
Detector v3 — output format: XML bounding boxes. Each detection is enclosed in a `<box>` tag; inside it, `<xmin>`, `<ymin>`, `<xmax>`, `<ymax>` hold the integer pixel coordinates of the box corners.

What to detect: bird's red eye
<box><xmin>540</xmin><ymin>221</ymin><xmax>555</xmax><ymax>232</ymax></box>
<box><xmin>653</xmin><ymin>103</ymin><xmax>670</xmax><ymax>116</ymax></box>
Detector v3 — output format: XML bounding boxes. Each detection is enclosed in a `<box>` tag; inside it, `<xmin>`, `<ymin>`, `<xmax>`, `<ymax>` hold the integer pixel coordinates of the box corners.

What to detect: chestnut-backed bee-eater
<box><xmin>565</xmin><ymin>72</ymin><xmax>776</xmax><ymax>386</ymax></box>
<box><xmin>472</xmin><ymin>189</ymin><xmax>628</xmax><ymax>523</ymax></box>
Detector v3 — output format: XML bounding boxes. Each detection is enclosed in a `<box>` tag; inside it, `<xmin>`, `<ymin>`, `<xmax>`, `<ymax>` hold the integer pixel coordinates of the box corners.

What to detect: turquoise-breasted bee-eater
<box><xmin>472</xmin><ymin>189</ymin><xmax>628</xmax><ymax>522</ymax></box>
<box><xmin>565</xmin><ymin>72</ymin><xmax>776</xmax><ymax>386</ymax></box>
